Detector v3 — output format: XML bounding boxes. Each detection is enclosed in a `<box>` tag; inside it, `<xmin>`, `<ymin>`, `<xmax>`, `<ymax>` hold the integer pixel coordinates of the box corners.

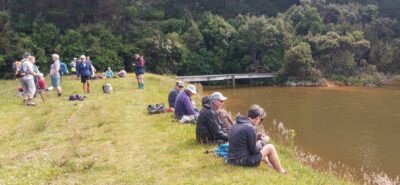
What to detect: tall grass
<box><xmin>267</xmin><ymin>119</ymin><xmax>400</xmax><ymax>185</ymax></box>
<box><xmin>0</xmin><ymin>74</ymin><xmax>354</xmax><ymax>184</ymax></box>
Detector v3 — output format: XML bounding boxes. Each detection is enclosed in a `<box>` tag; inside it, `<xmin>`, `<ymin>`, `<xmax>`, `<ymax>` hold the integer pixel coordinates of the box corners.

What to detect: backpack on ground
<box><xmin>60</xmin><ymin>62</ymin><xmax>69</xmax><ymax>75</ymax></box>
<box><xmin>215</xmin><ymin>143</ymin><xmax>229</xmax><ymax>158</ymax></box>
<box><xmin>69</xmin><ymin>94</ymin><xmax>86</xmax><ymax>101</ymax></box>
<box><xmin>102</xmin><ymin>83</ymin><xmax>113</xmax><ymax>94</ymax></box>
<box><xmin>147</xmin><ymin>104</ymin><xmax>165</xmax><ymax>114</ymax></box>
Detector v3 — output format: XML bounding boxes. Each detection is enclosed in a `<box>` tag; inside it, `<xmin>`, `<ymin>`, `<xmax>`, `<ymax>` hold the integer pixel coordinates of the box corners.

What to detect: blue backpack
<box><xmin>60</xmin><ymin>62</ymin><xmax>69</xmax><ymax>75</ymax></box>
<box><xmin>215</xmin><ymin>143</ymin><xmax>229</xmax><ymax>158</ymax></box>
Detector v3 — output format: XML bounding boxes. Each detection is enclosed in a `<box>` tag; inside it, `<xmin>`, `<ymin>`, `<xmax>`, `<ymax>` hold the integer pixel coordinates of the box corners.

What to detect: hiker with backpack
<box><xmin>227</xmin><ymin>104</ymin><xmax>286</xmax><ymax>174</ymax></box>
<box><xmin>19</xmin><ymin>53</ymin><xmax>37</xmax><ymax>106</ymax></box>
<box><xmin>133</xmin><ymin>54</ymin><xmax>145</xmax><ymax>89</ymax></box>
<box><xmin>76</xmin><ymin>55</ymin><xmax>93</xmax><ymax>93</ymax></box>
<box><xmin>50</xmin><ymin>54</ymin><xmax>63</xmax><ymax>97</ymax></box>
<box><xmin>196</xmin><ymin>92</ymin><xmax>229</xmax><ymax>144</ymax></box>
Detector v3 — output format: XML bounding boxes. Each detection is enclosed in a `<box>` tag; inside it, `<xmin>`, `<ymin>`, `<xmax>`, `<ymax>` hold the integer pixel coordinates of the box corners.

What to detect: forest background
<box><xmin>1</xmin><ymin>0</ymin><xmax>400</xmax><ymax>83</ymax></box>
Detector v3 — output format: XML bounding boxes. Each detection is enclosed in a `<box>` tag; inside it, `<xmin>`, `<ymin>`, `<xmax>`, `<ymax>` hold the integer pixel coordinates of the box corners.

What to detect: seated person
<box><xmin>117</xmin><ymin>69</ymin><xmax>127</xmax><ymax>78</ymax></box>
<box><xmin>37</xmin><ymin>73</ymin><xmax>47</xmax><ymax>90</ymax></box>
<box><xmin>217</xmin><ymin>108</ymin><xmax>234</xmax><ymax>134</ymax></box>
<box><xmin>196</xmin><ymin>92</ymin><xmax>229</xmax><ymax>144</ymax></box>
<box><xmin>168</xmin><ymin>81</ymin><xmax>184</xmax><ymax>111</ymax></box>
<box><xmin>104</xmin><ymin>67</ymin><xmax>113</xmax><ymax>78</ymax></box>
<box><xmin>174</xmin><ymin>84</ymin><xmax>199</xmax><ymax>120</ymax></box>
<box><xmin>228</xmin><ymin>104</ymin><xmax>286</xmax><ymax>174</ymax></box>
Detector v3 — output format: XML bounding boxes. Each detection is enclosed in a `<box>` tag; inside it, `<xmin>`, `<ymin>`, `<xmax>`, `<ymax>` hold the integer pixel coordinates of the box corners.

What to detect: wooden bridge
<box><xmin>176</xmin><ymin>73</ymin><xmax>277</xmax><ymax>87</ymax></box>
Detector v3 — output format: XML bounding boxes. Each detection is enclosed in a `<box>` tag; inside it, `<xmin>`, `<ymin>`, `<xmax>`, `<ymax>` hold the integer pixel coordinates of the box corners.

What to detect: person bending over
<box><xmin>228</xmin><ymin>104</ymin><xmax>286</xmax><ymax>174</ymax></box>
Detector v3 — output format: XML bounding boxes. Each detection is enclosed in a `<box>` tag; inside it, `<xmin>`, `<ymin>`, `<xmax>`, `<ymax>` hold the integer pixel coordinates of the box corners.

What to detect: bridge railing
<box><xmin>176</xmin><ymin>73</ymin><xmax>277</xmax><ymax>87</ymax></box>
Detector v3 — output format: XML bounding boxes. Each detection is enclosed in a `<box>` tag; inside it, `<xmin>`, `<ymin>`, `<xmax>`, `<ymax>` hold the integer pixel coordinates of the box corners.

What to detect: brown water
<box><xmin>204</xmin><ymin>84</ymin><xmax>400</xmax><ymax>178</ymax></box>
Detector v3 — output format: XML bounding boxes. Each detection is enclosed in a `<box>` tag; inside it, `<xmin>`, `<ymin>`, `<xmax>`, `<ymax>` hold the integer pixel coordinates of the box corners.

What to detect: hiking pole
<box><xmin>204</xmin><ymin>150</ymin><xmax>215</xmax><ymax>154</ymax></box>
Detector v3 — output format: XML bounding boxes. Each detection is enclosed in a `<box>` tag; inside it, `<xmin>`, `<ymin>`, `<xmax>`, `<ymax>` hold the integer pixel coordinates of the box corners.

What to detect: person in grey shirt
<box><xmin>228</xmin><ymin>104</ymin><xmax>286</xmax><ymax>174</ymax></box>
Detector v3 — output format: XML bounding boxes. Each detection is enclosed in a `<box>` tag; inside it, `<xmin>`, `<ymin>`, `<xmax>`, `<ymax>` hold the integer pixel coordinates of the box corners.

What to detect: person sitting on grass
<box><xmin>104</xmin><ymin>67</ymin><xmax>113</xmax><ymax>78</ymax></box>
<box><xmin>227</xmin><ymin>104</ymin><xmax>287</xmax><ymax>174</ymax></box>
<box><xmin>117</xmin><ymin>69</ymin><xmax>127</xmax><ymax>78</ymax></box>
<box><xmin>196</xmin><ymin>92</ymin><xmax>229</xmax><ymax>144</ymax></box>
<box><xmin>167</xmin><ymin>81</ymin><xmax>184</xmax><ymax>112</ymax></box>
<box><xmin>174</xmin><ymin>84</ymin><xmax>199</xmax><ymax>121</ymax></box>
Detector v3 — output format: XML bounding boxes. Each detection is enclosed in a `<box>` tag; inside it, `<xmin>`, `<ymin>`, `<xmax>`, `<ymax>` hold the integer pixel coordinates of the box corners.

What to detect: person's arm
<box><xmin>248</xmin><ymin>128</ymin><xmax>262</xmax><ymax>155</ymax></box>
<box><xmin>208</xmin><ymin>111</ymin><xmax>229</xmax><ymax>141</ymax></box>
<box><xmin>184</xmin><ymin>96</ymin><xmax>197</xmax><ymax>115</ymax></box>
<box><xmin>76</xmin><ymin>64</ymin><xmax>81</xmax><ymax>78</ymax></box>
<box><xmin>27</xmin><ymin>63</ymin><xmax>36</xmax><ymax>76</ymax></box>
<box><xmin>54</xmin><ymin>62</ymin><xmax>60</xmax><ymax>75</ymax></box>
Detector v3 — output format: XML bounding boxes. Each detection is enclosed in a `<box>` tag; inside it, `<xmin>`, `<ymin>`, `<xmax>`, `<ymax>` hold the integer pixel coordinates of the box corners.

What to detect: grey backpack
<box><xmin>103</xmin><ymin>83</ymin><xmax>113</xmax><ymax>94</ymax></box>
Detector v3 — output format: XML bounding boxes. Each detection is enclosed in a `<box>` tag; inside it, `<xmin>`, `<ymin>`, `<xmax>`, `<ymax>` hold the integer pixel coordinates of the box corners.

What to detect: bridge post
<box><xmin>232</xmin><ymin>75</ymin><xmax>235</xmax><ymax>88</ymax></box>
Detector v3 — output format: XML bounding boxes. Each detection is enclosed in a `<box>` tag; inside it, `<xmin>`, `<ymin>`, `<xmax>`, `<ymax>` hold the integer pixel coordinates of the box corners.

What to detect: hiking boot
<box><xmin>57</xmin><ymin>93</ymin><xmax>62</xmax><ymax>97</ymax></box>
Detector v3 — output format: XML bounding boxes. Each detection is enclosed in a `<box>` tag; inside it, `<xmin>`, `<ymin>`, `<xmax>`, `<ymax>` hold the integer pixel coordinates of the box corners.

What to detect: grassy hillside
<box><xmin>0</xmin><ymin>74</ymin><xmax>353</xmax><ymax>185</ymax></box>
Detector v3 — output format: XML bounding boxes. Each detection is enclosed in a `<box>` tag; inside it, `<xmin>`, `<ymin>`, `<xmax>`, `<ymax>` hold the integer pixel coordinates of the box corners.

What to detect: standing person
<box><xmin>133</xmin><ymin>54</ymin><xmax>145</xmax><ymax>89</ymax></box>
<box><xmin>174</xmin><ymin>84</ymin><xmax>199</xmax><ymax>120</ymax></box>
<box><xmin>76</xmin><ymin>55</ymin><xmax>93</xmax><ymax>93</ymax></box>
<box><xmin>168</xmin><ymin>81</ymin><xmax>184</xmax><ymax>110</ymax></box>
<box><xmin>20</xmin><ymin>54</ymin><xmax>37</xmax><ymax>106</ymax></box>
<box><xmin>50</xmin><ymin>54</ymin><xmax>63</xmax><ymax>97</ymax></box>
<box><xmin>196</xmin><ymin>92</ymin><xmax>229</xmax><ymax>144</ymax></box>
<box><xmin>70</xmin><ymin>57</ymin><xmax>77</xmax><ymax>79</ymax></box>
<box><xmin>228</xmin><ymin>104</ymin><xmax>286</xmax><ymax>174</ymax></box>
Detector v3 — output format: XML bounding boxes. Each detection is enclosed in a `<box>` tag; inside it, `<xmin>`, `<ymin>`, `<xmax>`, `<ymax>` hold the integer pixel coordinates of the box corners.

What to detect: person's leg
<box><xmin>260</xmin><ymin>144</ymin><xmax>286</xmax><ymax>174</ymax></box>
<box><xmin>22</xmin><ymin>79</ymin><xmax>29</xmax><ymax>104</ymax></box>
<box><xmin>87</xmin><ymin>80</ymin><xmax>90</xmax><ymax>93</ymax></box>
<box><xmin>136</xmin><ymin>75</ymin><xmax>140</xmax><ymax>89</ymax></box>
<box><xmin>26</xmin><ymin>79</ymin><xmax>36</xmax><ymax>105</ymax></box>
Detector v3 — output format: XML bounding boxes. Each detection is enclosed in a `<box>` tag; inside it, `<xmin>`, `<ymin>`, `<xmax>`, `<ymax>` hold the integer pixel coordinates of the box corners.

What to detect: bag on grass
<box><xmin>147</xmin><ymin>104</ymin><xmax>165</xmax><ymax>114</ymax></box>
<box><xmin>69</xmin><ymin>94</ymin><xmax>86</xmax><ymax>101</ymax></box>
<box><xmin>215</xmin><ymin>143</ymin><xmax>229</xmax><ymax>158</ymax></box>
<box><xmin>102</xmin><ymin>83</ymin><xmax>113</xmax><ymax>94</ymax></box>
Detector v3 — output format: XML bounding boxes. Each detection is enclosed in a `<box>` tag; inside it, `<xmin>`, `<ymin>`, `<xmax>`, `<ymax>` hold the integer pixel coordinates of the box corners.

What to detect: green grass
<box><xmin>0</xmin><ymin>74</ymin><xmax>353</xmax><ymax>185</ymax></box>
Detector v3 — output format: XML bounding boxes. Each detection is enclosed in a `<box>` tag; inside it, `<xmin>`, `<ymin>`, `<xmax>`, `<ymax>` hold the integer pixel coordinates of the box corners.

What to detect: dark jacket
<box><xmin>168</xmin><ymin>88</ymin><xmax>180</xmax><ymax>108</ymax></box>
<box><xmin>77</xmin><ymin>61</ymin><xmax>93</xmax><ymax>77</ymax></box>
<box><xmin>228</xmin><ymin>116</ymin><xmax>262</xmax><ymax>161</ymax></box>
<box><xmin>196</xmin><ymin>96</ymin><xmax>229</xmax><ymax>143</ymax></box>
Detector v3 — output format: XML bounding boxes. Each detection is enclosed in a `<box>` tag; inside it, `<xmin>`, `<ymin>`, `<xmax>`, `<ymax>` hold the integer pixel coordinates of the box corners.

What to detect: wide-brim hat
<box><xmin>186</xmin><ymin>84</ymin><xmax>197</xmax><ymax>94</ymax></box>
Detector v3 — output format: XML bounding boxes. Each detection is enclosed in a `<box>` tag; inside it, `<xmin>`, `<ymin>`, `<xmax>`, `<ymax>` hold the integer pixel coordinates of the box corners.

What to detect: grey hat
<box><xmin>210</xmin><ymin>92</ymin><xmax>227</xmax><ymax>101</ymax></box>
<box><xmin>176</xmin><ymin>81</ymin><xmax>184</xmax><ymax>87</ymax></box>
<box><xmin>23</xmin><ymin>51</ymin><xmax>31</xmax><ymax>58</ymax></box>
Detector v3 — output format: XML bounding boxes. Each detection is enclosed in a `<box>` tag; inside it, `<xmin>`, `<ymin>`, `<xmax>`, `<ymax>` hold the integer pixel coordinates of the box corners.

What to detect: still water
<box><xmin>204</xmin><ymin>83</ymin><xmax>400</xmax><ymax>177</ymax></box>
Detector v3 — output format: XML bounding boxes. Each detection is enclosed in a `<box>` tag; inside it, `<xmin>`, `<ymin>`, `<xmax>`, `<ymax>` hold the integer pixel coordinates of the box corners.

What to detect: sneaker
<box><xmin>58</xmin><ymin>93</ymin><xmax>62</xmax><ymax>97</ymax></box>
<box><xmin>27</xmin><ymin>101</ymin><xmax>37</xmax><ymax>106</ymax></box>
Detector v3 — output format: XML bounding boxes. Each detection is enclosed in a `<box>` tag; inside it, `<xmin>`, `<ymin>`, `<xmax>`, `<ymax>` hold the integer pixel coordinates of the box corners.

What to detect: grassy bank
<box><xmin>0</xmin><ymin>74</ymin><xmax>353</xmax><ymax>185</ymax></box>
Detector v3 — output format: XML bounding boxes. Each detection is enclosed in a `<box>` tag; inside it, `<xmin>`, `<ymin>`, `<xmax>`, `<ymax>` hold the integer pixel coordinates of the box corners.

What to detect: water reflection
<box><xmin>204</xmin><ymin>85</ymin><xmax>400</xmax><ymax>177</ymax></box>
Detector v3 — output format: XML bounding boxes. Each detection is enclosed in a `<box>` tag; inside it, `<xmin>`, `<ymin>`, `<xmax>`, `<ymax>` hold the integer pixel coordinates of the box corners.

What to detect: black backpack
<box><xmin>147</xmin><ymin>104</ymin><xmax>165</xmax><ymax>114</ymax></box>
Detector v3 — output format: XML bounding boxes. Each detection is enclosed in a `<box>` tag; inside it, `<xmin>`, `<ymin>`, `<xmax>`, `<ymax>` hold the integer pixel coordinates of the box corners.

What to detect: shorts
<box><xmin>135</xmin><ymin>67</ymin><xmax>145</xmax><ymax>76</ymax></box>
<box><xmin>81</xmin><ymin>75</ymin><xmax>90</xmax><ymax>83</ymax></box>
<box><xmin>229</xmin><ymin>153</ymin><xmax>262</xmax><ymax>167</ymax></box>
<box><xmin>51</xmin><ymin>75</ymin><xmax>60</xmax><ymax>88</ymax></box>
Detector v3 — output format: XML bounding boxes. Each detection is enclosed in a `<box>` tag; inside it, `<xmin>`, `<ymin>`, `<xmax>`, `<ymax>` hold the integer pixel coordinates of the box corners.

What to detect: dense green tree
<box><xmin>283</xmin><ymin>42</ymin><xmax>320</xmax><ymax>79</ymax></box>
<box><xmin>199</xmin><ymin>12</ymin><xmax>236</xmax><ymax>50</ymax></box>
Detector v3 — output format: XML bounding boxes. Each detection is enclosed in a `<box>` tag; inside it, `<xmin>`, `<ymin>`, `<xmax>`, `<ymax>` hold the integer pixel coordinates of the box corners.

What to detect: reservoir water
<box><xmin>204</xmin><ymin>83</ymin><xmax>400</xmax><ymax>178</ymax></box>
